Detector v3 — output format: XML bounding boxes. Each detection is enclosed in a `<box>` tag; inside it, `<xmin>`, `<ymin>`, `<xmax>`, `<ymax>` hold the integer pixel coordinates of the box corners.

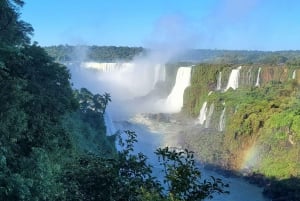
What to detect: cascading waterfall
<box><xmin>165</xmin><ymin>67</ymin><xmax>192</xmax><ymax>113</ymax></box>
<box><xmin>198</xmin><ymin>101</ymin><xmax>207</xmax><ymax>125</ymax></box>
<box><xmin>153</xmin><ymin>64</ymin><xmax>166</xmax><ymax>88</ymax></box>
<box><xmin>255</xmin><ymin>67</ymin><xmax>261</xmax><ymax>87</ymax></box>
<box><xmin>225</xmin><ymin>66</ymin><xmax>242</xmax><ymax>91</ymax></box>
<box><xmin>104</xmin><ymin>110</ymin><xmax>117</xmax><ymax>136</ymax></box>
<box><xmin>205</xmin><ymin>103</ymin><xmax>214</xmax><ymax>128</ymax></box>
<box><xmin>292</xmin><ymin>70</ymin><xmax>296</xmax><ymax>79</ymax></box>
<box><xmin>80</xmin><ymin>62</ymin><xmax>167</xmax><ymax>99</ymax></box>
<box><xmin>218</xmin><ymin>107</ymin><xmax>226</xmax><ymax>132</ymax></box>
<box><xmin>216</xmin><ymin>72</ymin><xmax>222</xmax><ymax>90</ymax></box>
<box><xmin>81</xmin><ymin>62</ymin><xmax>131</xmax><ymax>72</ymax></box>
<box><xmin>247</xmin><ymin>69</ymin><xmax>252</xmax><ymax>85</ymax></box>
<box><xmin>72</xmin><ymin>61</ymin><xmax>268</xmax><ymax>201</ymax></box>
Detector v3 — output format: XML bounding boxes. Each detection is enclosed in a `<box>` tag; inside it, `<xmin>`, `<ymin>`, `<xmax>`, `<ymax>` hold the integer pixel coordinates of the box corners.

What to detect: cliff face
<box><xmin>182</xmin><ymin>64</ymin><xmax>300</xmax><ymax>179</ymax></box>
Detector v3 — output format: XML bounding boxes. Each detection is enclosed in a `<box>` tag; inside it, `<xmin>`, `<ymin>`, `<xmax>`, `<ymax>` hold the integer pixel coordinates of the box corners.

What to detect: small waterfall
<box><xmin>247</xmin><ymin>69</ymin><xmax>252</xmax><ymax>85</ymax></box>
<box><xmin>218</xmin><ymin>107</ymin><xmax>226</xmax><ymax>132</ymax></box>
<box><xmin>198</xmin><ymin>101</ymin><xmax>208</xmax><ymax>125</ymax></box>
<box><xmin>292</xmin><ymin>70</ymin><xmax>296</xmax><ymax>79</ymax></box>
<box><xmin>255</xmin><ymin>68</ymin><xmax>261</xmax><ymax>87</ymax></box>
<box><xmin>165</xmin><ymin>67</ymin><xmax>192</xmax><ymax>113</ymax></box>
<box><xmin>225</xmin><ymin>66</ymin><xmax>242</xmax><ymax>91</ymax></box>
<box><xmin>104</xmin><ymin>111</ymin><xmax>117</xmax><ymax>136</ymax></box>
<box><xmin>205</xmin><ymin>103</ymin><xmax>214</xmax><ymax>128</ymax></box>
<box><xmin>153</xmin><ymin>64</ymin><xmax>166</xmax><ymax>87</ymax></box>
<box><xmin>216</xmin><ymin>72</ymin><xmax>222</xmax><ymax>90</ymax></box>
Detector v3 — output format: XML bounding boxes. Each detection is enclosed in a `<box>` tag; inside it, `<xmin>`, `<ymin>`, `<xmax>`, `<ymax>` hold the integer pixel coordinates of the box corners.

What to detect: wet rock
<box><xmin>146</xmin><ymin>113</ymin><xmax>170</xmax><ymax>123</ymax></box>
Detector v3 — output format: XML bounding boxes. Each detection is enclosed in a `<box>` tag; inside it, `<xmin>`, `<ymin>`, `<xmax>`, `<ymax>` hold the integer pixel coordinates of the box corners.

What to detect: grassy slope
<box><xmin>181</xmin><ymin>64</ymin><xmax>300</xmax><ymax>179</ymax></box>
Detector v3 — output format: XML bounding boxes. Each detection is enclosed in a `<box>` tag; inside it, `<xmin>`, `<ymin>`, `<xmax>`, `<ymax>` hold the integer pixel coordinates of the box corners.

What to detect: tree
<box><xmin>156</xmin><ymin>147</ymin><xmax>229</xmax><ymax>200</ymax></box>
<box><xmin>61</xmin><ymin>131</ymin><xmax>229</xmax><ymax>201</ymax></box>
<box><xmin>0</xmin><ymin>0</ymin><xmax>33</xmax><ymax>46</ymax></box>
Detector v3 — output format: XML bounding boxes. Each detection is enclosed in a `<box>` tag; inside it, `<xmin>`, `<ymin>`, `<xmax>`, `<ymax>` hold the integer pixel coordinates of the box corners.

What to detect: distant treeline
<box><xmin>45</xmin><ymin>45</ymin><xmax>300</xmax><ymax>65</ymax></box>
<box><xmin>44</xmin><ymin>45</ymin><xmax>145</xmax><ymax>62</ymax></box>
<box><xmin>177</xmin><ymin>49</ymin><xmax>300</xmax><ymax>65</ymax></box>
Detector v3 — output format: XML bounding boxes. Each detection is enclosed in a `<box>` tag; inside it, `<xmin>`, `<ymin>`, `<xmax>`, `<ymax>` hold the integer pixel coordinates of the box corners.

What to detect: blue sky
<box><xmin>22</xmin><ymin>0</ymin><xmax>300</xmax><ymax>50</ymax></box>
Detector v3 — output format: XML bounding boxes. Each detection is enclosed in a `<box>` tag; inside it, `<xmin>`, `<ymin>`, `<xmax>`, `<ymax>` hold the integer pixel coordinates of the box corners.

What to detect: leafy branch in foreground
<box><xmin>156</xmin><ymin>147</ymin><xmax>229</xmax><ymax>201</ymax></box>
<box><xmin>117</xmin><ymin>130</ymin><xmax>229</xmax><ymax>201</ymax></box>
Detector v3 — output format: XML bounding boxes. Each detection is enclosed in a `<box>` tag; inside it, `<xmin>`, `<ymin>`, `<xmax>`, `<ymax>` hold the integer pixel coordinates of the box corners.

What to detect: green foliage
<box><xmin>44</xmin><ymin>45</ymin><xmax>145</xmax><ymax>62</ymax></box>
<box><xmin>61</xmin><ymin>130</ymin><xmax>159</xmax><ymax>201</ymax></box>
<box><xmin>61</xmin><ymin>131</ymin><xmax>228</xmax><ymax>201</ymax></box>
<box><xmin>0</xmin><ymin>0</ymin><xmax>33</xmax><ymax>46</ymax></box>
<box><xmin>179</xmin><ymin>49</ymin><xmax>300</xmax><ymax>65</ymax></box>
<box><xmin>156</xmin><ymin>147</ymin><xmax>229</xmax><ymax>201</ymax></box>
<box><xmin>181</xmin><ymin>63</ymin><xmax>300</xmax><ymax>181</ymax></box>
<box><xmin>182</xmin><ymin>63</ymin><xmax>232</xmax><ymax>117</ymax></box>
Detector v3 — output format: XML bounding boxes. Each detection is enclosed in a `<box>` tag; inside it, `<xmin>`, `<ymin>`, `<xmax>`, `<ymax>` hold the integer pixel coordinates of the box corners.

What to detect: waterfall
<box><xmin>153</xmin><ymin>64</ymin><xmax>166</xmax><ymax>87</ymax></box>
<box><xmin>82</xmin><ymin>62</ymin><xmax>165</xmax><ymax>89</ymax></box>
<box><xmin>81</xmin><ymin>62</ymin><xmax>131</xmax><ymax>72</ymax></box>
<box><xmin>247</xmin><ymin>69</ymin><xmax>252</xmax><ymax>85</ymax></box>
<box><xmin>292</xmin><ymin>70</ymin><xmax>296</xmax><ymax>79</ymax></box>
<box><xmin>205</xmin><ymin>103</ymin><xmax>214</xmax><ymax>128</ymax></box>
<box><xmin>255</xmin><ymin>68</ymin><xmax>261</xmax><ymax>87</ymax></box>
<box><xmin>216</xmin><ymin>72</ymin><xmax>222</xmax><ymax>90</ymax></box>
<box><xmin>198</xmin><ymin>101</ymin><xmax>207</xmax><ymax>125</ymax></box>
<box><xmin>165</xmin><ymin>67</ymin><xmax>192</xmax><ymax>113</ymax></box>
<box><xmin>225</xmin><ymin>66</ymin><xmax>242</xmax><ymax>91</ymax></box>
<box><xmin>104</xmin><ymin>111</ymin><xmax>117</xmax><ymax>136</ymax></box>
<box><xmin>218</xmin><ymin>107</ymin><xmax>226</xmax><ymax>132</ymax></box>
<box><xmin>79</xmin><ymin>62</ymin><xmax>169</xmax><ymax>99</ymax></box>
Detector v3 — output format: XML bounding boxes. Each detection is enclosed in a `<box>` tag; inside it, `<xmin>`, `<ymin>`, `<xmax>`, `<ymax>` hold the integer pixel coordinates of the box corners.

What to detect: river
<box><xmin>69</xmin><ymin>62</ymin><xmax>269</xmax><ymax>201</ymax></box>
<box><xmin>109</xmin><ymin>110</ymin><xmax>269</xmax><ymax>201</ymax></box>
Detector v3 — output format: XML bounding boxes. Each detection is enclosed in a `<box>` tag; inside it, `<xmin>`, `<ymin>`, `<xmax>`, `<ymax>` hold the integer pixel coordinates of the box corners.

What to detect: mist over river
<box><xmin>68</xmin><ymin>62</ymin><xmax>269</xmax><ymax>201</ymax></box>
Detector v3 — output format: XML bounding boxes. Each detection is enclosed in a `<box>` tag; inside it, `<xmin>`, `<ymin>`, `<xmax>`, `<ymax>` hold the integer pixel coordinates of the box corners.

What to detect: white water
<box><xmin>217</xmin><ymin>71</ymin><xmax>222</xmax><ymax>90</ymax></box>
<box><xmin>255</xmin><ymin>68</ymin><xmax>261</xmax><ymax>87</ymax></box>
<box><xmin>81</xmin><ymin>62</ymin><xmax>132</xmax><ymax>72</ymax></box>
<box><xmin>225</xmin><ymin>66</ymin><xmax>242</xmax><ymax>91</ymax></box>
<box><xmin>154</xmin><ymin>64</ymin><xmax>166</xmax><ymax>87</ymax></box>
<box><xmin>198</xmin><ymin>101</ymin><xmax>208</xmax><ymax>125</ymax></box>
<box><xmin>247</xmin><ymin>69</ymin><xmax>253</xmax><ymax>85</ymax></box>
<box><xmin>69</xmin><ymin>62</ymin><xmax>268</xmax><ymax>201</ymax></box>
<box><xmin>218</xmin><ymin>107</ymin><xmax>226</xmax><ymax>132</ymax></box>
<box><xmin>205</xmin><ymin>103</ymin><xmax>214</xmax><ymax>128</ymax></box>
<box><xmin>164</xmin><ymin>67</ymin><xmax>192</xmax><ymax>113</ymax></box>
<box><xmin>292</xmin><ymin>70</ymin><xmax>296</xmax><ymax>79</ymax></box>
<box><xmin>77</xmin><ymin>62</ymin><xmax>166</xmax><ymax>100</ymax></box>
<box><xmin>104</xmin><ymin>109</ymin><xmax>117</xmax><ymax>136</ymax></box>
<box><xmin>198</xmin><ymin>102</ymin><xmax>215</xmax><ymax>128</ymax></box>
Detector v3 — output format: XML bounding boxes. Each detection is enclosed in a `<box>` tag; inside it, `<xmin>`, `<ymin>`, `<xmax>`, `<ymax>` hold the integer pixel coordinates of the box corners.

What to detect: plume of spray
<box><xmin>120</xmin><ymin>14</ymin><xmax>199</xmax><ymax>114</ymax></box>
<box><xmin>68</xmin><ymin>13</ymin><xmax>199</xmax><ymax>119</ymax></box>
<box><xmin>144</xmin><ymin>14</ymin><xmax>198</xmax><ymax>63</ymax></box>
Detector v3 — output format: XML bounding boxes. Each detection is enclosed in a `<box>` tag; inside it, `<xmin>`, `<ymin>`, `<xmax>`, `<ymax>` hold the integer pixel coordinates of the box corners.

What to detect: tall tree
<box><xmin>0</xmin><ymin>0</ymin><xmax>33</xmax><ymax>46</ymax></box>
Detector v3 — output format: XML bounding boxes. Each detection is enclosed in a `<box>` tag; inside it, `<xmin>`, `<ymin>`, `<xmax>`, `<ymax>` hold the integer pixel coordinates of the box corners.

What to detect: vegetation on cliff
<box><xmin>181</xmin><ymin>63</ymin><xmax>300</xmax><ymax>200</ymax></box>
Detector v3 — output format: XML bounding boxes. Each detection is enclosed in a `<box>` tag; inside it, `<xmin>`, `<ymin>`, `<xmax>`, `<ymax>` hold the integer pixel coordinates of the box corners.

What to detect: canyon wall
<box><xmin>181</xmin><ymin>64</ymin><xmax>300</xmax><ymax>179</ymax></box>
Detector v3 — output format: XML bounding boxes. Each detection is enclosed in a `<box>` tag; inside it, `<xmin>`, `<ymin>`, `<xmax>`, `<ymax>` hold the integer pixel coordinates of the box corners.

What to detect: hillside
<box><xmin>180</xmin><ymin>63</ymin><xmax>300</xmax><ymax>200</ymax></box>
<box><xmin>45</xmin><ymin>45</ymin><xmax>300</xmax><ymax>65</ymax></box>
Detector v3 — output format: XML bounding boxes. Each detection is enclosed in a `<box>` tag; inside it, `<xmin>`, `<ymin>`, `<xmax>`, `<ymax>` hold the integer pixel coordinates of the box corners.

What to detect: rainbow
<box><xmin>240</xmin><ymin>142</ymin><xmax>260</xmax><ymax>171</ymax></box>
